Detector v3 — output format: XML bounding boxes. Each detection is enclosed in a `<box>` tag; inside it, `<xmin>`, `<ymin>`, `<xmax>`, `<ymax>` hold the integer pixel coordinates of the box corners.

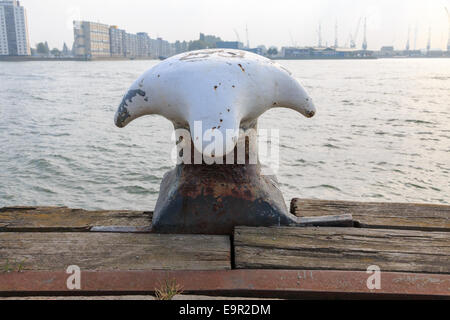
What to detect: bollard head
<box><xmin>115</xmin><ymin>49</ymin><xmax>316</xmax><ymax>158</ymax></box>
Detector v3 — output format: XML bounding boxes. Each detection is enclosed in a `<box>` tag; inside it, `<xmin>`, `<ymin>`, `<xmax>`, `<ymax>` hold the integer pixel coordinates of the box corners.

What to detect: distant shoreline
<box><xmin>0</xmin><ymin>56</ymin><xmax>159</xmax><ymax>62</ymax></box>
<box><xmin>1</xmin><ymin>55</ymin><xmax>449</xmax><ymax>62</ymax></box>
<box><xmin>277</xmin><ymin>56</ymin><xmax>449</xmax><ymax>60</ymax></box>
<box><xmin>275</xmin><ymin>56</ymin><xmax>377</xmax><ymax>60</ymax></box>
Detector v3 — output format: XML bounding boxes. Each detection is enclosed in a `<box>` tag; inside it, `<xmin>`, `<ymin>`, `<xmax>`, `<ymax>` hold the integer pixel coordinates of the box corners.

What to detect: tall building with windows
<box><xmin>0</xmin><ymin>5</ymin><xmax>8</xmax><ymax>55</ymax></box>
<box><xmin>124</xmin><ymin>32</ymin><xmax>137</xmax><ymax>57</ymax></box>
<box><xmin>136</xmin><ymin>32</ymin><xmax>151</xmax><ymax>57</ymax></box>
<box><xmin>71</xmin><ymin>19</ymin><xmax>181</xmax><ymax>59</ymax></box>
<box><xmin>150</xmin><ymin>37</ymin><xmax>174</xmax><ymax>58</ymax></box>
<box><xmin>109</xmin><ymin>25</ymin><xmax>125</xmax><ymax>57</ymax></box>
<box><xmin>0</xmin><ymin>0</ymin><xmax>31</xmax><ymax>56</ymax></box>
<box><xmin>73</xmin><ymin>21</ymin><xmax>110</xmax><ymax>58</ymax></box>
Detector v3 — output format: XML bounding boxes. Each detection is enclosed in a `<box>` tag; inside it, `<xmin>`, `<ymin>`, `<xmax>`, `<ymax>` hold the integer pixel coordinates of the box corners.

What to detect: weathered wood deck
<box><xmin>1</xmin><ymin>199</ymin><xmax>449</xmax><ymax>299</ymax></box>
<box><xmin>291</xmin><ymin>199</ymin><xmax>450</xmax><ymax>231</ymax></box>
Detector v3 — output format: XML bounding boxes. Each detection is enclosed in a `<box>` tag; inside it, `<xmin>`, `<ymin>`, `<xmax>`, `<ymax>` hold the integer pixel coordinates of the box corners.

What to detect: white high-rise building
<box><xmin>0</xmin><ymin>0</ymin><xmax>31</xmax><ymax>56</ymax></box>
<box><xmin>0</xmin><ymin>6</ymin><xmax>8</xmax><ymax>55</ymax></box>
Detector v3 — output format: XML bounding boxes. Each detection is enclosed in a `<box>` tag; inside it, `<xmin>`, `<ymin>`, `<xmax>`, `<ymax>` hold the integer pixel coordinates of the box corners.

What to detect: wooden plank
<box><xmin>291</xmin><ymin>199</ymin><xmax>450</xmax><ymax>232</ymax></box>
<box><xmin>234</xmin><ymin>227</ymin><xmax>450</xmax><ymax>274</ymax></box>
<box><xmin>0</xmin><ymin>207</ymin><xmax>152</xmax><ymax>232</ymax></box>
<box><xmin>0</xmin><ymin>233</ymin><xmax>230</xmax><ymax>271</ymax></box>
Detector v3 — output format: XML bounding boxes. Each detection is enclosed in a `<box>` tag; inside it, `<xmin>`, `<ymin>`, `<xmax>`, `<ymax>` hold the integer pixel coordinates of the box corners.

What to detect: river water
<box><xmin>0</xmin><ymin>58</ymin><xmax>449</xmax><ymax>210</ymax></box>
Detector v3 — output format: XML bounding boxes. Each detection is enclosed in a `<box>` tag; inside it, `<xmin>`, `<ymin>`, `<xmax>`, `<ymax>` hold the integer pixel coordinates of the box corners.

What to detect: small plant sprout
<box><xmin>155</xmin><ymin>278</ymin><xmax>184</xmax><ymax>300</ymax></box>
<box><xmin>2</xmin><ymin>259</ymin><xmax>13</xmax><ymax>273</ymax></box>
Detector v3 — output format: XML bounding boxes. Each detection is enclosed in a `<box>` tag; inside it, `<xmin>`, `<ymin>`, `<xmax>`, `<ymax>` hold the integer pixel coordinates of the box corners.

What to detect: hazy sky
<box><xmin>22</xmin><ymin>0</ymin><xmax>450</xmax><ymax>50</ymax></box>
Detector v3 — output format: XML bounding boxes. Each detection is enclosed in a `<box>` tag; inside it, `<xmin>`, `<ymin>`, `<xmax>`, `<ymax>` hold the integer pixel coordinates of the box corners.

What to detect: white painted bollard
<box><xmin>114</xmin><ymin>49</ymin><xmax>316</xmax><ymax>234</ymax></box>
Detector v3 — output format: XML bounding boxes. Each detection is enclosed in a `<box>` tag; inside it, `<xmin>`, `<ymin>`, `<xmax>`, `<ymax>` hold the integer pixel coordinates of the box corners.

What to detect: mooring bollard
<box><xmin>114</xmin><ymin>49</ymin><xmax>318</xmax><ymax>235</ymax></box>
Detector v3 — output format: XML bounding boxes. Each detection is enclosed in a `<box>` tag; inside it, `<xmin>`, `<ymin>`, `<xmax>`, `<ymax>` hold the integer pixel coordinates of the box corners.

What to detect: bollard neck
<box><xmin>174</xmin><ymin>122</ymin><xmax>260</xmax><ymax>166</ymax></box>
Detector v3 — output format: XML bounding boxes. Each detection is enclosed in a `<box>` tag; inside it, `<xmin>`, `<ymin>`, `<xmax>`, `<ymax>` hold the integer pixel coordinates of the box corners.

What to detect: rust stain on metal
<box><xmin>1</xmin><ymin>270</ymin><xmax>449</xmax><ymax>298</ymax></box>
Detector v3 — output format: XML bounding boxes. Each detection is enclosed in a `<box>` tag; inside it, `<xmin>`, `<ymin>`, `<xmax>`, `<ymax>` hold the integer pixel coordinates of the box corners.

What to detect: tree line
<box><xmin>33</xmin><ymin>42</ymin><xmax>70</xmax><ymax>57</ymax></box>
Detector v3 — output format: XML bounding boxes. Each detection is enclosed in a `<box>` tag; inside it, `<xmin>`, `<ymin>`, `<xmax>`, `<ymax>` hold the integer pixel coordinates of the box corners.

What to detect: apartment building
<box><xmin>109</xmin><ymin>25</ymin><xmax>125</xmax><ymax>57</ymax></box>
<box><xmin>124</xmin><ymin>32</ymin><xmax>137</xmax><ymax>57</ymax></box>
<box><xmin>0</xmin><ymin>0</ymin><xmax>31</xmax><ymax>56</ymax></box>
<box><xmin>73</xmin><ymin>21</ymin><xmax>110</xmax><ymax>58</ymax></box>
<box><xmin>137</xmin><ymin>32</ymin><xmax>151</xmax><ymax>57</ymax></box>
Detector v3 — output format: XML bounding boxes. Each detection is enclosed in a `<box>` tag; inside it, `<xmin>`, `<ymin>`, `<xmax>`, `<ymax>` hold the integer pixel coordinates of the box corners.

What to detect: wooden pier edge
<box><xmin>1</xmin><ymin>199</ymin><xmax>449</xmax><ymax>299</ymax></box>
<box><xmin>234</xmin><ymin>226</ymin><xmax>450</xmax><ymax>274</ymax></box>
<box><xmin>291</xmin><ymin>199</ymin><xmax>450</xmax><ymax>232</ymax></box>
<box><xmin>1</xmin><ymin>270</ymin><xmax>449</xmax><ymax>299</ymax></box>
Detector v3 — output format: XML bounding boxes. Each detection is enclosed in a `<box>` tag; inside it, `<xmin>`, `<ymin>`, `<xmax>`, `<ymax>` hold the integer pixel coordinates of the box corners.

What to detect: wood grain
<box><xmin>234</xmin><ymin>226</ymin><xmax>450</xmax><ymax>274</ymax></box>
<box><xmin>0</xmin><ymin>207</ymin><xmax>152</xmax><ymax>232</ymax></box>
<box><xmin>291</xmin><ymin>199</ymin><xmax>450</xmax><ymax>232</ymax></box>
<box><xmin>0</xmin><ymin>233</ymin><xmax>230</xmax><ymax>271</ymax></box>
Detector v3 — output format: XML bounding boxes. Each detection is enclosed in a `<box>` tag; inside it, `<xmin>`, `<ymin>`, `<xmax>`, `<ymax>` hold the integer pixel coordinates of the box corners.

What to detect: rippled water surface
<box><xmin>0</xmin><ymin>59</ymin><xmax>449</xmax><ymax>210</ymax></box>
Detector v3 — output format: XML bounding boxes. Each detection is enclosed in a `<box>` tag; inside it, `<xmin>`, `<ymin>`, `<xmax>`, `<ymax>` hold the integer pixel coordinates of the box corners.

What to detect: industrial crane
<box><xmin>334</xmin><ymin>20</ymin><xmax>339</xmax><ymax>48</ymax></box>
<box><xmin>406</xmin><ymin>26</ymin><xmax>410</xmax><ymax>51</ymax></box>
<box><xmin>317</xmin><ymin>23</ymin><xmax>322</xmax><ymax>47</ymax></box>
<box><xmin>414</xmin><ymin>24</ymin><xmax>418</xmax><ymax>50</ymax></box>
<box><xmin>350</xmin><ymin>17</ymin><xmax>362</xmax><ymax>49</ymax></box>
<box><xmin>233</xmin><ymin>29</ymin><xmax>241</xmax><ymax>44</ymax></box>
<box><xmin>362</xmin><ymin>18</ymin><xmax>368</xmax><ymax>50</ymax></box>
<box><xmin>289</xmin><ymin>30</ymin><xmax>296</xmax><ymax>47</ymax></box>
<box><xmin>446</xmin><ymin>7</ymin><xmax>450</xmax><ymax>51</ymax></box>
<box><xmin>245</xmin><ymin>24</ymin><xmax>250</xmax><ymax>48</ymax></box>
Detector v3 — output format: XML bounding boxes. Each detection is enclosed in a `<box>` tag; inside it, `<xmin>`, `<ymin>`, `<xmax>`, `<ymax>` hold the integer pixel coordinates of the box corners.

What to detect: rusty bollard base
<box><xmin>152</xmin><ymin>163</ymin><xmax>296</xmax><ymax>235</ymax></box>
<box><xmin>113</xmin><ymin>49</ymin><xmax>317</xmax><ymax>235</ymax></box>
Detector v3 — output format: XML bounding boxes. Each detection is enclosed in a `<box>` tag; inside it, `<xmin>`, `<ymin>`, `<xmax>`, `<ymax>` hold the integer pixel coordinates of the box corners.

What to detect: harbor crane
<box><xmin>350</xmin><ymin>17</ymin><xmax>362</xmax><ymax>49</ymax></box>
<box><xmin>446</xmin><ymin>7</ymin><xmax>450</xmax><ymax>51</ymax></box>
<box><xmin>233</xmin><ymin>29</ymin><xmax>241</xmax><ymax>44</ymax></box>
<box><xmin>334</xmin><ymin>20</ymin><xmax>339</xmax><ymax>48</ymax></box>
<box><xmin>289</xmin><ymin>30</ymin><xmax>297</xmax><ymax>47</ymax></box>
<box><xmin>362</xmin><ymin>17</ymin><xmax>367</xmax><ymax>50</ymax></box>
<box><xmin>246</xmin><ymin>24</ymin><xmax>250</xmax><ymax>48</ymax></box>
<box><xmin>233</xmin><ymin>27</ymin><xmax>250</xmax><ymax>48</ymax></box>
<box><xmin>317</xmin><ymin>22</ymin><xmax>322</xmax><ymax>47</ymax></box>
<box><xmin>414</xmin><ymin>23</ymin><xmax>418</xmax><ymax>50</ymax></box>
<box><xmin>406</xmin><ymin>26</ymin><xmax>411</xmax><ymax>51</ymax></box>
